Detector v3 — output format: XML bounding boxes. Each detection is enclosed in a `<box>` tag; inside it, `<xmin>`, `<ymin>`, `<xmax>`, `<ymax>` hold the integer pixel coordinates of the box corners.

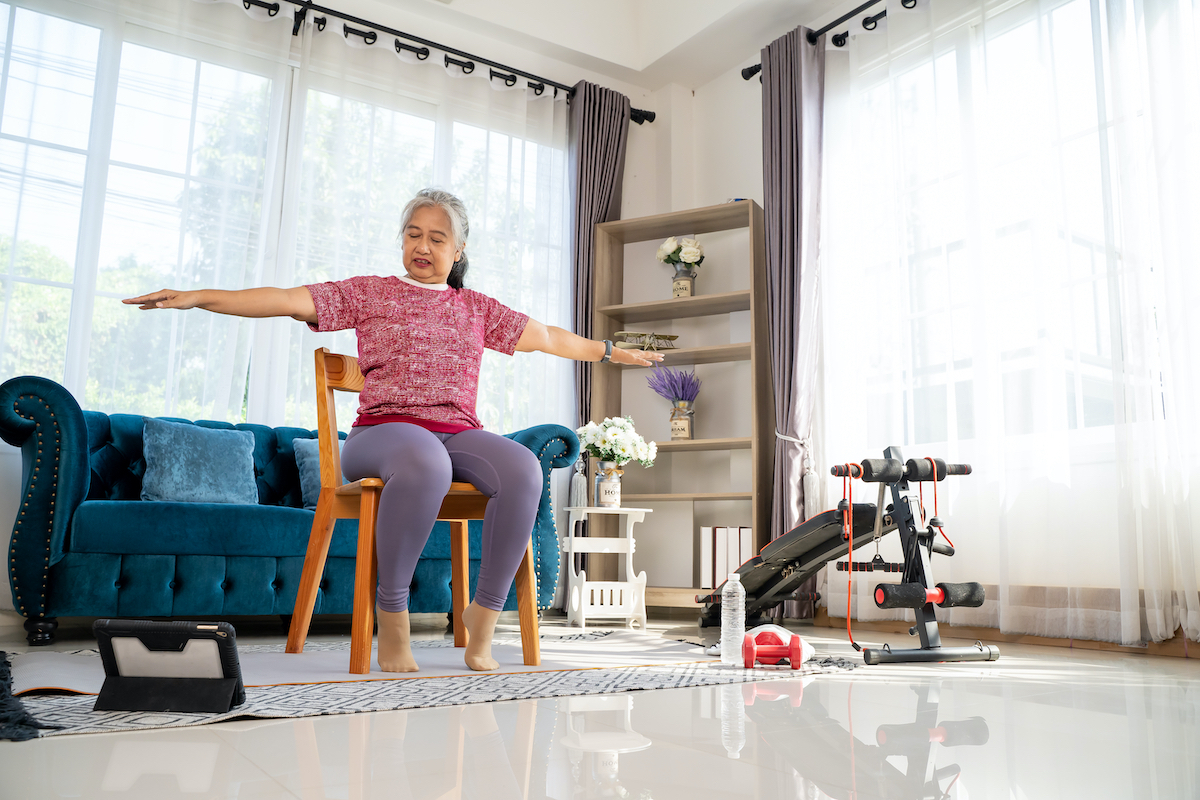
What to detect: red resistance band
<box><xmin>842</xmin><ymin>463</ymin><xmax>862</xmax><ymax>651</ymax></box>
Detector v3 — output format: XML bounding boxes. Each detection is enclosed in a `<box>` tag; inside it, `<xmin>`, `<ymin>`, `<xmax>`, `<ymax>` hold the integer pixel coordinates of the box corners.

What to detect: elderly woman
<box><xmin>125</xmin><ymin>188</ymin><xmax>661</xmax><ymax>672</ymax></box>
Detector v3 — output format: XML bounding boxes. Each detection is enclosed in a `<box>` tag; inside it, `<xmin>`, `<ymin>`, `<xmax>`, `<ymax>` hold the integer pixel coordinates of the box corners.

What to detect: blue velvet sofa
<box><xmin>0</xmin><ymin>376</ymin><xmax>578</xmax><ymax>645</ymax></box>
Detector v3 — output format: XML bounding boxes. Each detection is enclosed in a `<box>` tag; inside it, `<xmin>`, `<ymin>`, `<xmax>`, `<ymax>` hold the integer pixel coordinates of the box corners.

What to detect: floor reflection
<box><xmin>561</xmin><ymin>695</ymin><xmax>652</xmax><ymax>799</ymax></box>
<box><xmin>741</xmin><ymin>678</ymin><xmax>988</xmax><ymax>800</ymax></box>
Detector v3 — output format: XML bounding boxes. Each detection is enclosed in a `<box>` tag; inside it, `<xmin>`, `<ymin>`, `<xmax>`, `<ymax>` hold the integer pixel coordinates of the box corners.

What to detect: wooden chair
<box><xmin>285</xmin><ymin>347</ymin><xmax>541</xmax><ymax>673</ymax></box>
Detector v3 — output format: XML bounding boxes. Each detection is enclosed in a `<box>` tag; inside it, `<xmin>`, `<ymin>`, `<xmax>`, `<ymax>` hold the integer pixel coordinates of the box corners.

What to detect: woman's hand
<box><xmin>123</xmin><ymin>289</ymin><xmax>201</xmax><ymax>310</ymax></box>
<box><xmin>610</xmin><ymin>346</ymin><xmax>664</xmax><ymax>367</ymax></box>
<box><xmin>516</xmin><ymin>321</ymin><xmax>666</xmax><ymax>367</ymax></box>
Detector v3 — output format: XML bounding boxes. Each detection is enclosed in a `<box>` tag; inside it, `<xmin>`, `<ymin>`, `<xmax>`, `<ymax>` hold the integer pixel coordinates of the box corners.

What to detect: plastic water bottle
<box><xmin>720</xmin><ymin>572</ymin><xmax>746</xmax><ymax>667</ymax></box>
<box><xmin>720</xmin><ymin>683</ymin><xmax>745</xmax><ymax>759</ymax></box>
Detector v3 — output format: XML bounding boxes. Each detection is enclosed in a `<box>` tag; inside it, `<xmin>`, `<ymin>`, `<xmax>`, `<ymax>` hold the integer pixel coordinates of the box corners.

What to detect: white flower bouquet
<box><xmin>655</xmin><ymin>236</ymin><xmax>705</xmax><ymax>268</ymax></box>
<box><xmin>576</xmin><ymin>416</ymin><xmax>657</xmax><ymax>468</ymax></box>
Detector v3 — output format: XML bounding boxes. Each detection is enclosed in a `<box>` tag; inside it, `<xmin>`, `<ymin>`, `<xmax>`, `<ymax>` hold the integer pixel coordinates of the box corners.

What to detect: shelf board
<box><xmin>596</xmin><ymin>200</ymin><xmax>757</xmax><ymax>244</ymax></box>
<box><xmin>654</xmin><ymin>437</ymin><xmax>752</xmax><ymax>453</ymax></box>
<box><xmin>645</xmin><ymin>586</ymin><xmax>703</xmax><ymax>608</ymax></box>
<box><xmin>623</xmin><ymin>492</ymin><xmax>752</xmax><ymax>502</ymax></box>
<box><xmin>615</xmin><ymin>342</ymin><xmax>750</xmax><ymax>368</ymax></box>
<box><xmin>598</xmin><ymin>291</ymin><xmax>751</xmax><ymax>324</ymax></box>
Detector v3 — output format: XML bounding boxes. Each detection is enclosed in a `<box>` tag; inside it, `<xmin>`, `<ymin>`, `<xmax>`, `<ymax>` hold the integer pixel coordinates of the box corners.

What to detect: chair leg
<box><xmin>288</xmin><ymin>490</ymin><xmax>337</xmax><ymax>654</ymax></box>
<box><xmin>514</xmin><ymin>540</ymin><xmax>541</xmax><ymax>666</ymax></box>
<box><xmin>350</xmin><ymin>488</ymin><xmax>380</xmax><ymax>674</ymax></box>
<box><xmin>449</xmin><ymin>520</ymin><xmax>470</xmax><ymax>648</ymax></box>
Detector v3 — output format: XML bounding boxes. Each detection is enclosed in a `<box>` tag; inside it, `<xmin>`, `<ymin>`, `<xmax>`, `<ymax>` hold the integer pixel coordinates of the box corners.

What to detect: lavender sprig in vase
<box><xmin>646</xmin><ymin>366</ymin><xmax>702</xmax><ymax>440</ymax></box>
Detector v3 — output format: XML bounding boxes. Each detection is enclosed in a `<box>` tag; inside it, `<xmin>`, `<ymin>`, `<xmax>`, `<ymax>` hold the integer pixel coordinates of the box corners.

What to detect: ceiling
<box><xmin>376</xmin><ymin>0</ymin><xmax>842</xmax><ymax>90</ymax></box>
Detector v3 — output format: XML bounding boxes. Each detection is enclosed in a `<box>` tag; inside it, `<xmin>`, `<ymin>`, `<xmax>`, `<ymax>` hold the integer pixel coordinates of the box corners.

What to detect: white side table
<box><xmin>562</xmin><ymin>506</ymin><xmax>650</xmax><ymax>629</ymax></box>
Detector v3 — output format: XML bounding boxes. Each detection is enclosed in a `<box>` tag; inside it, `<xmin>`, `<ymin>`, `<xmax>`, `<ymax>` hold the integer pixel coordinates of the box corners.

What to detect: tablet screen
<box><xmin>110</xmin><ymin>636</ymin><xmax>224</xmax><ymax>679</ymax></box>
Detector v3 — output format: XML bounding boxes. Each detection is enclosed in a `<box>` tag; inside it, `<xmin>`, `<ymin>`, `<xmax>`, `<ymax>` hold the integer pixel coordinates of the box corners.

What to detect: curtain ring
<box><xmin>396</xmin><ymin>40</ymin><xmax>430</xmax><ymax>60</ymax></box>
<box><xmin>243</xmin><ymin>0</ymin><xmax>279</xmax><ymax>16</ymax></box>
<box><xmin>528</xmin><ymin>81</ymin><xmax>545</xmax><ymax>95</ymax></box>
<box><xmin>344</xmin><ymin>24</ymin><xmax>377</xmax><ymax>45</ymax></box>
<box><xmin>490</xmin><ymin>69</ymin><xmax>518</xmax><ymax>87</ymax></box>
<box><xmin>445</xmin><ymin>54</ymin><xmax>475</xmax><ymax>74</ymax></box>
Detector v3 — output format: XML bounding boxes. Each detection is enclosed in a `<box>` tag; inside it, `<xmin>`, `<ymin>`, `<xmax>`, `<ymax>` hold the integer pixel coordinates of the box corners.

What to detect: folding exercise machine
<box><xmin>699</xmin><ymin>445</ymin><xmax>999</xmax><ymax>665</ymax></box>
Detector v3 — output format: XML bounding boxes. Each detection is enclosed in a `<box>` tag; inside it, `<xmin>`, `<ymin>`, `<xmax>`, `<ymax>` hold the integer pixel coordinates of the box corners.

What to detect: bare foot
<box><xmin>461</xmin><ymin>601</ymin><xmax>501</xmax><ymax>671</ymax></box>
<box><xmin>376</xmin><ymin>608</ymin><xmax>419</xmax><ymax>673</ymax></box>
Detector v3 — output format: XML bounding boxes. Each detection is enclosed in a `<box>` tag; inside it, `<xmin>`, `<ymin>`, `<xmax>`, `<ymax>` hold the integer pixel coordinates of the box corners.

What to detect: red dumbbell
<box><xmin>742</xmin><ymin>629</ymin><xmax>805</xmax><ymax>670</ymax></box>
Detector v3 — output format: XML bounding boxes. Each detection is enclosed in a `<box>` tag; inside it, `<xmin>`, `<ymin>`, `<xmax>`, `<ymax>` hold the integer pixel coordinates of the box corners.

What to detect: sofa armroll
<box><xmin>505</xmin><ymin>424</ymin><xmax>580</xmax><ymax>472</ymax></box>
<box><xmin>0</xmin><ymin>376</ymin><xmax>91</xmax><ymax>617</ymax></box>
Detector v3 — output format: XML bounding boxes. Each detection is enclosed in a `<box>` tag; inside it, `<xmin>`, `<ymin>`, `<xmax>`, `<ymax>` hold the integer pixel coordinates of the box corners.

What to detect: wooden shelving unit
<box><xmin>653</xmin><ymin>437</ymin><xmax>752</xmax><ymax>453</ymax></box>
<box><xmin>613</xmin><ymin>343</ymin><xmax>751</xmax><ymax>369</ymax></box>
<box><xmin>623</xmin><ymin>492</ymin><xmax>754</xmax><ymax>503</ymax></box>
<box><xmin>597</xmin><ymin>290</ymin><xmax>752</xmax><ymax>323</ymax></box>
<box><xmin>590</xmin><ymin>200</ymin><xmax>773</xmax><ymax>607</ymax></box>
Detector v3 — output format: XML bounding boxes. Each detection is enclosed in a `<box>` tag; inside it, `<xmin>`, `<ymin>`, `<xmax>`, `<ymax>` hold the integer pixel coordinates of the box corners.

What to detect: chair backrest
<box><xmin>314</xmin><ymin>347</ymin><xmax>365</xmax><ymax>490</ymax></box>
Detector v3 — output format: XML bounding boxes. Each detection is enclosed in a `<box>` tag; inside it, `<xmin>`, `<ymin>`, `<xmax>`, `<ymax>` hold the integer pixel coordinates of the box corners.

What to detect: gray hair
<box><xmin>400</xmin><ymin>188</ymin><xmax>470</xmax><ymax>250</ymax></box>
<box><xmin>399</xmin><ymin>189</ymin><xmax>471</xmax><ymax>288</ymax></box>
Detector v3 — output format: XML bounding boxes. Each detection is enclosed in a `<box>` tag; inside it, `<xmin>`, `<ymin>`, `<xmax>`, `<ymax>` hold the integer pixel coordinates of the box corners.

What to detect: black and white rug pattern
<box><xmin>9</xmin><ymin>634</ymin><xmax>858</xmax><ymax>739</ymax></box>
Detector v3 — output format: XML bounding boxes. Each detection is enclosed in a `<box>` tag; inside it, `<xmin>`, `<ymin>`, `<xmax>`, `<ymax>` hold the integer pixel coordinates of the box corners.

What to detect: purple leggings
<box><xmin>341</xmin><ymin>423</ymin><xmax>542</xmax><ymax>612</ymax></box>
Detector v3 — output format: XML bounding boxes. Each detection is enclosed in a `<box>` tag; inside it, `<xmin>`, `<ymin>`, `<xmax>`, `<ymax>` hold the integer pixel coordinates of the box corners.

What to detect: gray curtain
<box><xmin>762</xmin><ymin>27</ymin><xmax>825</xmax><ymax>618</ymax></box>
<box><xmin>568</xmin><ymin>80</ymin><xmax>631</xmax><ymax>428</ymax></box>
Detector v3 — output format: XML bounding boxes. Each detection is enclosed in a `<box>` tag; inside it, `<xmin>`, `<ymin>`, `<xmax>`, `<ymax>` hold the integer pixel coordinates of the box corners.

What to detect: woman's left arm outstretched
<box><xmin>515</xmin><ymin>320</ymin><xmax>663</xmax><ymax>367</ymax></box>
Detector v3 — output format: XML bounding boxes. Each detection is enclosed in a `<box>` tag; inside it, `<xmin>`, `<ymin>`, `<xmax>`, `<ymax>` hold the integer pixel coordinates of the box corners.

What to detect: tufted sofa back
<box><xmin>83</xmin><ymin>412</ymin><xmax>317</xmax><ymax>508</ymax></box>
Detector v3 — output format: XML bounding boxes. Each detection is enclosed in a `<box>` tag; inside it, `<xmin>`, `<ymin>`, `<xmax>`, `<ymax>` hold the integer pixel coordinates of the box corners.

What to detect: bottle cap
<box><xmin>728</xmin><ymin>573</ymin><xmax>739</xmax><ymax>582</ymax></box>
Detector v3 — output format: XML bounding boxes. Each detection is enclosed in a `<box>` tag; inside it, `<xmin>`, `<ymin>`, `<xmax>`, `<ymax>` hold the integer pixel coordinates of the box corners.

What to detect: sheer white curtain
<box><xmin>250</xmin><ymin>18</ymin><xmax>574</xmax><ymax>437</ymax></box>
<box><xmin>0</xmin><ymin>0</ymin><xmax>575</xmax><ymax>437</ymax></box>
<box><xmin>0</xmin><ymin>0</ymin><xmax>292</xmax><ymax>421</ymax></box>
<box><xmin>820</xmin><ymin>0</ymin><xmax>1199</xmax><ymax>644</ymax></box>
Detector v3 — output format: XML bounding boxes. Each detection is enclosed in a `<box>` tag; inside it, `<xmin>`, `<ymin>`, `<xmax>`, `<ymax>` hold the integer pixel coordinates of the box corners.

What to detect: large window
<box><xmin>88</xmin><ymin>41</ymin><xmax>277</xmax><ymax>420</ymax></box>
<box><xmin>0</xmin><ymin>0</ymin><xmax>574</xmax><ymax>434</ymax></box>
<box><xmin>0</xmin><ymin>6</ymin><xmax>99</xmax><ymax>386</ymax></box>
<box><xmin>821</xmin><ymin>0</ymin><xmax>1200</xmax><ymax>645</ymax></box>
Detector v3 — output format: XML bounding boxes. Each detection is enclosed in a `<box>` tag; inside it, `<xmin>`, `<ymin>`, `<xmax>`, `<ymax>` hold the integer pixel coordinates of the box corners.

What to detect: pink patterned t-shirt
<box><xmin>305</xmin><ymin>275</ymin><xmax>529</xmax><ymax>431</ymax></box>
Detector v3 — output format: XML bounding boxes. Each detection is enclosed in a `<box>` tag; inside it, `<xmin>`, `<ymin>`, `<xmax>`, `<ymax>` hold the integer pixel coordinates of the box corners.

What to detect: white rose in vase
<box><xmin>679</xmin><ymin>245</ymin><xmax>703</xmax><ymax>264</ymax></box>
<box><xmin>656</xmin><ymin>236</ymin><xmax>679</xmax><ymax>262</ymax></box>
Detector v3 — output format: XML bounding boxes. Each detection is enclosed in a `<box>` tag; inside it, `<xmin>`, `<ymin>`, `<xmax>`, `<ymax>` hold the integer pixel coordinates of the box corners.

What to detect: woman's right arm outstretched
<box><xmin>123</xmin><ymin>287</ymin><xmax>317</xmax><ymax>324</ymax></box>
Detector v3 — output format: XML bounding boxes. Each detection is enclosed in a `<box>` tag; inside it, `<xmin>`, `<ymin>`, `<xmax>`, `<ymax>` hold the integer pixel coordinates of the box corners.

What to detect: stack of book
<box><xmin>699</xmin><ymin>526</ymin><xmax>754</xmax><ymax>590</ymax></box>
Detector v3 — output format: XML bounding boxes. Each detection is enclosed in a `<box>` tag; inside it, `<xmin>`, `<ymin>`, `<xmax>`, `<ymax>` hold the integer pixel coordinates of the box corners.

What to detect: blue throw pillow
<box><xmin>293</xmin><ymin>437</ymin><xmax>343</xmax><ymax>510</ymax></box>
<box><xmin>141</xmin><ymin>418</ymin><xmax>259</xmax><ymax>505</ymax></box>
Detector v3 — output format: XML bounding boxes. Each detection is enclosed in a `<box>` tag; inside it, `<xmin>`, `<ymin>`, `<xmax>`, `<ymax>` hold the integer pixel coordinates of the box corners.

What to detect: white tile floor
<box><xmin>2</xmin><ymin>613</ymin><xmax>1198</xmax><ymax>799</ymax></box>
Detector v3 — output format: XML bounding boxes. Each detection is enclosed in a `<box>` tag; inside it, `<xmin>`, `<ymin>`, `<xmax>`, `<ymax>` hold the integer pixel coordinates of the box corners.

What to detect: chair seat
<box><xmin>334</xmin><ymin>479</ymin><xmax>478</xmax><ymax>496</ymax></box>
<box><xmin>334</xmin><ymin>478</ymin><xmax>385</xmax><ymax>495</ymax></box>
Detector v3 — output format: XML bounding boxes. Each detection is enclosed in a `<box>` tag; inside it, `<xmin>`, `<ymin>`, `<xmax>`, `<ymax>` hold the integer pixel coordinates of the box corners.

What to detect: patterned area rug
<box><xmin>3</xmin><ymin>634</ymin><xmax>858</xmax><ymax>739</ymax></box>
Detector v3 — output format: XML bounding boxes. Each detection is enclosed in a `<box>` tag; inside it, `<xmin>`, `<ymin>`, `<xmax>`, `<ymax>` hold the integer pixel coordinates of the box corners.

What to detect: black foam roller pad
<box><xmin>874</xmin><ymin>582</ymin><xmax>928</xmax><ymax>609</ymax></box>
<box><xmin>861</xmin><ymin>458</ymin><xmax>904</xmax><ymax>483</ymax></box>
<box><xmin>935</xmin><ymin>581</ymin><xmax>986</xmax><ymax>608</ymax></box>
<box><xmin>905</xmin><ymin>458</ymin><xmax>946</xmax><ymax>481</ymax></box>
<box><xmin>939</xmin><ymin>717</ymin><xmax>990</xmax><ymax>747</ymax></box>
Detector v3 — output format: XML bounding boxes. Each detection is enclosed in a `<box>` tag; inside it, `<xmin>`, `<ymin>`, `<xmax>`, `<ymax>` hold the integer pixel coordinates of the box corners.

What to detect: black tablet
<box><xmin>92</xmin><ymin>619</ymin><xmax>245</xmax><ymax>712</ymax></box>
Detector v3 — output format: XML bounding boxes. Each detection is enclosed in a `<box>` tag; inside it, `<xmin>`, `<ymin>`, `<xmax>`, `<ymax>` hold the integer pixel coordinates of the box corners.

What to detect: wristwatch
<box><xmin>600</xmin><ymin>339</ymin><xmax>613</xmax><ymax>363</ymax></box>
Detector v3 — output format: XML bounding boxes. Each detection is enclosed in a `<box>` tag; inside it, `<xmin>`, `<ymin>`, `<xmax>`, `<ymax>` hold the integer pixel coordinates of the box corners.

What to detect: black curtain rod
<box><xmin>741</xmin><ymin>0</ymin><xmax>919</xmax><ymax>78</ymax></box>
<box><xmin>251</xmin><ymin>0</ymin><xmax>656</xmax><ymax>123</ymax></box>
<box><xmin>805</xmin><ymin>0</ymin><xmax>885</xmax><ymax>44</ymax></box>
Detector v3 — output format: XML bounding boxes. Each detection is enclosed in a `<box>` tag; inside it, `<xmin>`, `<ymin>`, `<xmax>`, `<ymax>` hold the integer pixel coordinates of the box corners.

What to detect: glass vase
<box><xmin>594</xmin><ymin>460</ymin><xmax>623</xmax><ymax>508</ymax></box>
<box><xmin>669</xmin><ymin>400</ymin><xmax>694</xmax><ymax>440</ymax></box>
